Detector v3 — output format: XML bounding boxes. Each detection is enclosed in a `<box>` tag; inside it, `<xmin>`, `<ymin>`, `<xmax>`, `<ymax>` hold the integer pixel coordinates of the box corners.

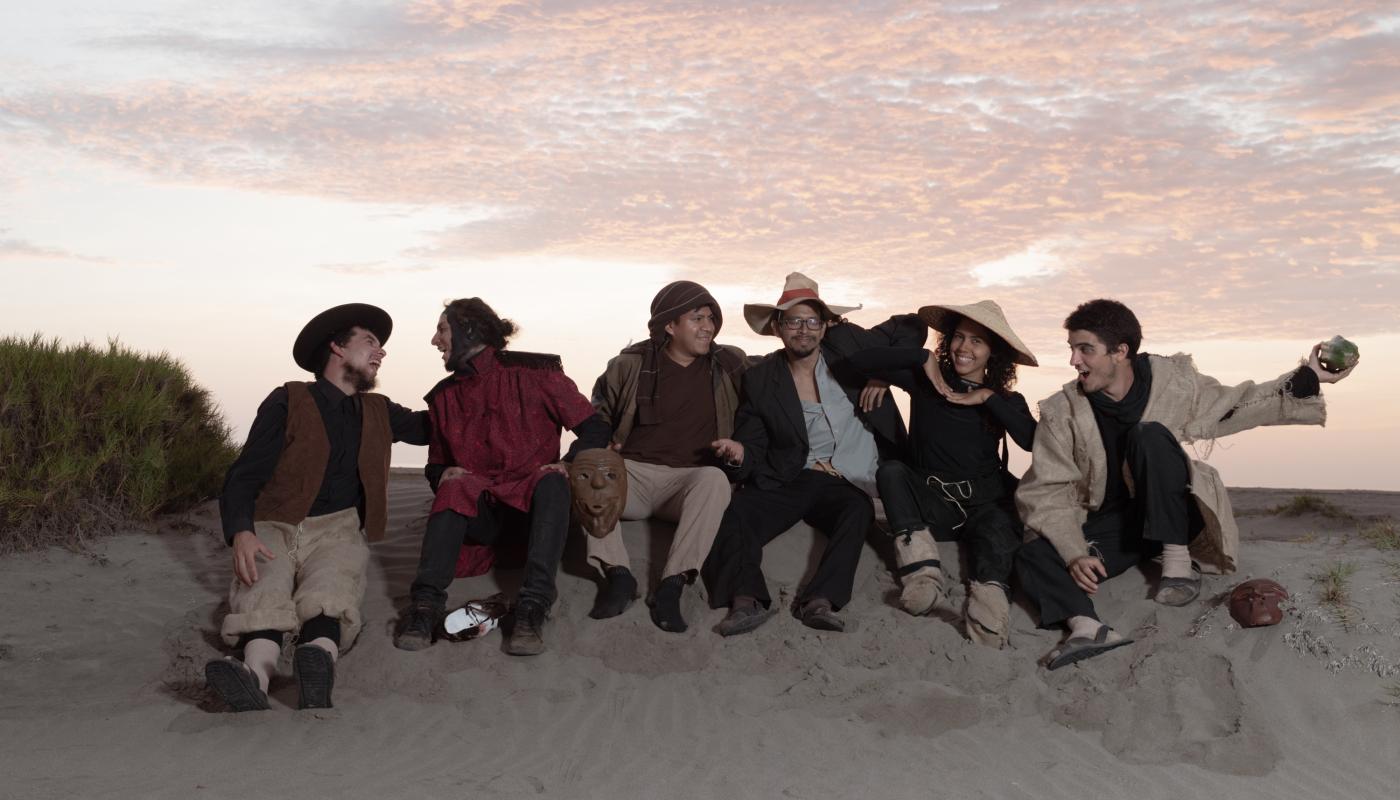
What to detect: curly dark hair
<box><xmin>933</xmin><ymin>313</ymin><xmax>1018</xmax><ymax>396</ymax></box>
<box><xmin>443</xmin><ymin>297</ymin><xmax>517</xmax><ymax>349</ymax></box>
<box><xmin>1064</xmin><ymin>298</ymin><xmax>1141</xmax><ymax>357</ymax></box>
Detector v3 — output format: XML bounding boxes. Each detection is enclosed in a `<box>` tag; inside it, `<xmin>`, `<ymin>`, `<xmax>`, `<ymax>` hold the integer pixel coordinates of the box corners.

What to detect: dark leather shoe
<box><xmin>716</xmin><ymin>600</ymin><xmax>777</xmax><ymax>637</ymax></box>
<box><xmin>647</xmin><ymin>573</ymin><xmax>688</xmax><ymax>633</ymax></box>
<box><xmin>506</xmin><ymin>600</ymin><xmax>547</xmax><ymax>656</ymax></box>
<box><xmin>589</xmin><ymin>566</ymin><xmax>638</xmax><ymax>619</ymax></box>
<box><xmin>394</xmin><ymin>601</ymin><xmax>440</xmax><ymax>651</ymax></box>
<box><xmin>293</xmin><ymin>644</ymin><xmax>335</xmax><ymax>710</ymax></box>
<box><xmin>796</xmin><ymin>597</ymin><xmax>845</xmax><ymax>632</ymax></box>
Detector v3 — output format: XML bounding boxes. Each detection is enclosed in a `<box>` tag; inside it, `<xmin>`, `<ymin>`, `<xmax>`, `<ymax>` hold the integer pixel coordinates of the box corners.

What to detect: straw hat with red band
<box><xmin>917</xmin><ymin>300</ymin><xmax>1038</xmax><ymax>367</ymax></box>
<box><xmin>743</xmin><ymin>272</ymin><xmax>862</xmax><ymax>336</ymax></box>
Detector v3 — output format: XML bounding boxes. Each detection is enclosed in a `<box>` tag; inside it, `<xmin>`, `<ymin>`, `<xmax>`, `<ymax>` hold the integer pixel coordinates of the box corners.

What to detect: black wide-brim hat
<box><xmin>292</xmin><ymin>303</ymin><xmax>393</xmax><ymax>372</ymax></box>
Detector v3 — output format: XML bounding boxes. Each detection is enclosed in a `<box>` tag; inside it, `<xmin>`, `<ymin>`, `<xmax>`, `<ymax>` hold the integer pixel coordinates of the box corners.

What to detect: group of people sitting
<box><xmin>204</xmin><ymin>272</ymin><xmax>1354</xmax><ymax>712</ymax></box>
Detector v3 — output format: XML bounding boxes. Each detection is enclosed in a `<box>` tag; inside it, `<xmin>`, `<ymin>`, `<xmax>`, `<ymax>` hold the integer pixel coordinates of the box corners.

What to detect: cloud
<box><xmin>1</xmin><ymin>1</ymin><xmax>1396</xmax><ymax>337</ymax></box>
<box><xmin>315</xmin><ymin>260</ymin><xmax>438</xmax><ymax>275</ymax></box>
<box><xmin>970</xmin><ymin>243</ymin><xmax>1063</xmax><ymax>287</ymax></box>
<box><xmin>0</xmin><ymin>231</ymin><xmax>110</xmax><ymax>264</ymax></box>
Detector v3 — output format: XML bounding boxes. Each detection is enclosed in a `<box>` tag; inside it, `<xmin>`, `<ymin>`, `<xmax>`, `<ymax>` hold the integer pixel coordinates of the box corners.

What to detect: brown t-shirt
<box><xmin>620</xmin><ymin>354</ymin><xmax>718</xmax><ymax>468</ymax></box>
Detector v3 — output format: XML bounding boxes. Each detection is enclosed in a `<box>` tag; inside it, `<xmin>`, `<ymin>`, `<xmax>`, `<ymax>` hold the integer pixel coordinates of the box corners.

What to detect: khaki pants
<box><xmin>586</xmin><ymin>460</ymin><xmax>731</xmax><ymax>579</ymax></box>
<box><xmin>220</xmin><ymin>507</ymin><xmax>369</xmax><ymax>648</ymax></box>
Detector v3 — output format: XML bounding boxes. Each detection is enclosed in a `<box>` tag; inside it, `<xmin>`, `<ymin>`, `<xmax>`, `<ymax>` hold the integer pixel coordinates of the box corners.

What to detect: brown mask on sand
<box><xmin>1229</xmin><ymin>578</ymin><xmax>1289</xmax><ymax>627</ymax></box>
<box><xmin>569</xmin><ymin>448</ymin><xmax>627</xmax><ymax>537</ymax></box>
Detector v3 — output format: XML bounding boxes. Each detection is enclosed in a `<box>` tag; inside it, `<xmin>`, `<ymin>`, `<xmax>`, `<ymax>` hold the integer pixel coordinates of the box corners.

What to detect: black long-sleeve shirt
<box><xmin>846</xmin><ymin>346</ymin><xmax>1035</xmax><ymax>479</ymax></box>
<box><xmin>219</xmin><ymin>379</ymin><xmax>429</xmax><ymax>544</ymax></box>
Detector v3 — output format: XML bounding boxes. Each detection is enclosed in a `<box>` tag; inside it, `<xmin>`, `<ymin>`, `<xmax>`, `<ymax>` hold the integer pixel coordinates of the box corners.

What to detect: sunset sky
<box><xmin>4</xmin><ymin>1</ymin><xmax>1396</xmax><ymax>490</ymax></box>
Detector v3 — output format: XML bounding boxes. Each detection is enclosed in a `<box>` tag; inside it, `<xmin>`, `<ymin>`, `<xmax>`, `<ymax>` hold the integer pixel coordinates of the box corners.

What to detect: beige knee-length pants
<box><xmin>220</xmin><ymin>507</ymin><xmax>368</xmax><ymax>648</ymax></box>
<box><xmin>585</xmin><ymin>460</ymin><xmax>731</xmax><ymax>579</ymax></box>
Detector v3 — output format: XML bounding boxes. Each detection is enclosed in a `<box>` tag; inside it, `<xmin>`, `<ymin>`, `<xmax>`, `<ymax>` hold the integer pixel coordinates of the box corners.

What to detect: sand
<box><xmin>2</xmin><ymin>478</ymin><xmax>1398</xmax><ymax>800</ymax></box>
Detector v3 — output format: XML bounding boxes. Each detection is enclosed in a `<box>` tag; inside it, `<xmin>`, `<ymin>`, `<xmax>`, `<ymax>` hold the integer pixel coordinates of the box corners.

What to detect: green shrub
<box><xmin>0</xmin><ymin>334</ymin><xmax>236</xmax><ymax>553</ymax></box>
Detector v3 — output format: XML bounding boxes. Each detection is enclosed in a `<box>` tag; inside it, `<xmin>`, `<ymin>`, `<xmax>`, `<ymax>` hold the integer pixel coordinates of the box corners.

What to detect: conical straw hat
<box><xmin>917</xmin><ymin>300</ymin><xmax>1038</xmax><ymax>367</ymax></box>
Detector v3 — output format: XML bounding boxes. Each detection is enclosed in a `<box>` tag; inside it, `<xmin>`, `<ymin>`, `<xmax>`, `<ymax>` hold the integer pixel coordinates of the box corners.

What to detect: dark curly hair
<box><xmin>933</xmin><ymin>313</ymin><xmax>1018</xmax><ymax>396</ymax></box>
<box><xmin>1064</xmin><ymin>298</ymin><xmax>1141</xmax><ymax>357</ymax></box>
<box><xmin>443</xmin><ymin>297</ymin><xmax>517</xmax><ymax>349</ymax></box>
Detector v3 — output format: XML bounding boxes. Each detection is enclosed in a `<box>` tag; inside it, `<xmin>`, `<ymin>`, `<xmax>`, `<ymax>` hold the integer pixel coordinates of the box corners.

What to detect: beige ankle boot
<box><xmin>893</xmin><ymin>529</ymin><xmax>944</xmax><ymax>615</ymax></box>
<box><xmin>964</xmin><ymin>581</ymin><xmax>1010</xmax><ymax>648</ymax></box>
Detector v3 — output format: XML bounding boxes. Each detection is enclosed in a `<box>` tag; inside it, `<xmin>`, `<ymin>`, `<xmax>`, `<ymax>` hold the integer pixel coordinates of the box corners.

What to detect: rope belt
<box><xmin>926</xmin><ymin>473</ymin><xmax>972</xmax><ymax>531</ymax></box>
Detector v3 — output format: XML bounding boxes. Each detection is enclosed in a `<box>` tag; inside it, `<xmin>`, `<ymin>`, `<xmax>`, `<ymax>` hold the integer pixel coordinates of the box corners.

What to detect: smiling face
<box><xmin>331</xmin><ymin>326</ymin><xmax>385</xmax><ymax>391</ymax></box>
<box><xmin>946</xmin><ymin>319</ymin><xmax>995</xmax><ymax>383</ymax></box>
<box><xmin>1068</xmin><ymin>328</ymin><xmax>1130</xmax><ymax>397</ymax></box>
<box><xmin>776</xmin><ymin>301</ymin><xmax>828</xmax><ymax>359</ymax></box>
<box><xmin>431</xmin><ymin>312</ymin><xmax>452</xmax><ymax>367</ymax></box>
<box><xmin>664</xmin><ymin>305</ymin><xmax>717</xmax><ymax>362</ymax></box>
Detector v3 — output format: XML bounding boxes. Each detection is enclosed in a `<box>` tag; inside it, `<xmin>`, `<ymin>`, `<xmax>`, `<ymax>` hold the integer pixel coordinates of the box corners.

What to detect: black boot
<box><xmin>589</xmin><ymin>566</ymin><xmax>638</xmax><ymax>620</ymax></box>
<box><xmin>647</xmin><ymin>573</ymin><xmax>688</xmax><ymax>633</ymax></box>
<box><xmin>394</xmin><ymin>600</ymin><xmax>442</xmax><ymax>652</ymax></box>
<box><xmin>506</xmin><ymin>600</ymin><xmax>547</xmax><ymax>656</ymax></box>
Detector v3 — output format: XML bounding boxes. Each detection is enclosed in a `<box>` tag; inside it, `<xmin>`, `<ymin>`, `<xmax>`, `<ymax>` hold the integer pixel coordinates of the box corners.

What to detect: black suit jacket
<box><xmin>726</xmin><ymin>314</ymin><xmax>925</xmax><ymax>489</ymax></box>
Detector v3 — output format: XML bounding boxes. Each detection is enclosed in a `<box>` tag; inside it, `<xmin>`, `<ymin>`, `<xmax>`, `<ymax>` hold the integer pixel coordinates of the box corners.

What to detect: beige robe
<box><xmin>1015</xmin><ymin>354</ymin><xmax>1326</xmax><ymax>574</ymax></box>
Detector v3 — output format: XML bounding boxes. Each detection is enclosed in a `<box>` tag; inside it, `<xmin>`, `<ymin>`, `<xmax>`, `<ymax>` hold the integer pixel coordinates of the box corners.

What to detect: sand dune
<box><xmin>1</xmin><ymin>478</ymin><xmax>1397</xmax><ymax>799</ymax></box>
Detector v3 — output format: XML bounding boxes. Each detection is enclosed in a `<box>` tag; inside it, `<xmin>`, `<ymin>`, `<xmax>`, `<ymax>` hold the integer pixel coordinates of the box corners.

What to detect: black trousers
<box><xmin>410</xmin><ymin>472</ymin><xmax>570</xmax><ymax>610</ymax></box>
<box><xmin>701</xmin><ymin>470</ymin><xmax>874</xmax><ymax>611</ymax></box>
<box><xmin>876</xmin><ymin>460</ymin><xmax>1021</xmax><ymax>585</ymax></box>
<box><xmin>1016</xmin><ymin>422</ymin><xmax>1202</xmax><ymax>627</ymax></box>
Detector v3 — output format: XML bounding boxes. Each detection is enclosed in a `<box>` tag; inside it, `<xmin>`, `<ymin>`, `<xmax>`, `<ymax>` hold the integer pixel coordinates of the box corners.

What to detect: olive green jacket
<box><xmin>590</xmin><ymin>344</ymin><xmax>749</xmax><ymax>448</ymax></box>
<box><xmin>1016</xmin><ymin>354</ymin><xmax>1326</xmax><ymax>574</ymax></box>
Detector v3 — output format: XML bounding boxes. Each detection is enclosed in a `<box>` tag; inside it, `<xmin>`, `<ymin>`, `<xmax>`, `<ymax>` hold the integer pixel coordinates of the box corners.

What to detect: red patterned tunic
<box><xmin>427</xmin><ymin>347</ymin><xmax>595</xmax><ymax>519</ymax></box>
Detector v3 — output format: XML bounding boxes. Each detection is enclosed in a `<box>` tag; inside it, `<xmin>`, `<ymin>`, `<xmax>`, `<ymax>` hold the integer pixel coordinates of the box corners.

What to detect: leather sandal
<box><xmin>1155</xmin><ymin>568</ymin><xmax>1202</xmax><ymax>607</ymax></box>
<box><xmin>1046</xmin><ymin>624</ymin><xmax>1133</xmax><ymax>670</ymax></box>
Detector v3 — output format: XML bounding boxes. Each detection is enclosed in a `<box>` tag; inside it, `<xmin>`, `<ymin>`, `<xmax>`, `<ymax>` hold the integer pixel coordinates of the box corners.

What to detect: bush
<box><xmin>0</xmin><ymin>335</ymin><xmax>237</xmax><ymax>553</ymax></box>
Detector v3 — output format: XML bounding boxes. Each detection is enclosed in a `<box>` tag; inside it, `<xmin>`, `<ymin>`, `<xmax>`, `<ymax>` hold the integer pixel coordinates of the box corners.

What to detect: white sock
<box><xmin>1067</xmin><ymin>615</ymin><xmax>1101</xmax><ymax>639</ymax></box>
<box><xmin>306</xmin><ymin>637</ymin><xmax>339</xmax><ymax>662</ymax></box>
<box><xmin>242</xmin><ymin>638</ymin><xmax>281</xmax><ymax>693</ymax></box>
<box><xmin>1161</xmin><ymin>543</ymin><xmax>1193</xmax><ymax>579</ymax></box>
<box><xmin>1066</xmin><ymin>615</ymin><xmax>1124</xmax><ymax>644</ymax></box>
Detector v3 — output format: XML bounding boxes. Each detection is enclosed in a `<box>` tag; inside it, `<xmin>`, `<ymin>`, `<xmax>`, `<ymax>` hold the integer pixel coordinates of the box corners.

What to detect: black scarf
<box><xmin>1087</xmin><ymin>354</ymin><xmax>1153</xmax><ymax>513</ymax></box>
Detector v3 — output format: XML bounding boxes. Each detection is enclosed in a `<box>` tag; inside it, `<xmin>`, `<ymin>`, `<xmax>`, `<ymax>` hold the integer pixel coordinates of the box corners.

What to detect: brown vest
<box><xmin>252</xmin><ymin>382</ymin><xmax>393</xmax><ymax>541</ymax></box>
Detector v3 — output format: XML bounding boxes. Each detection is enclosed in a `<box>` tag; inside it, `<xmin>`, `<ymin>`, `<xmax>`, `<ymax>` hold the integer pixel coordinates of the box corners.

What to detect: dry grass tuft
<box><xmin>1269</xmin><ymin>494</ymin><xmax>1355</xmax><ymax>521</ymax></box>
<box><xmin>1358</xmin><ymin>518</ymin><xmax>1400</xmax><ymax>551</ymax></box>
<box><xmin>1310</xmin><ymin>561</ymin><xmax>1360</xmax><ymax>630</ymax></box>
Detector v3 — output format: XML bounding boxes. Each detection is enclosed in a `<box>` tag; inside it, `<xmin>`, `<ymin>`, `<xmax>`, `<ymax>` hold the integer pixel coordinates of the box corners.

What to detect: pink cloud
<box><xmin>1</xmin><ymin>0</ymin><xmax>1395</xmax><ymax>337</ymax></box>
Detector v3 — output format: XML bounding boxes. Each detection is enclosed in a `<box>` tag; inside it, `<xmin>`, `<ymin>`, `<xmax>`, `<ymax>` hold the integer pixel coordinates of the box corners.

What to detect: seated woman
<box><xmin>848</xmin><ymin>301</ymin><xmax>1037</xmax><ymax>647</ymax></box>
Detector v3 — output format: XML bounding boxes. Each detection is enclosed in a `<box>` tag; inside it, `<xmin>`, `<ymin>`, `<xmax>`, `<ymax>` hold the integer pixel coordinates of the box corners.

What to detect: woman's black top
<box><xmin>847</xmin><ymin>346</ymin><xmax>1035</xmax><ymax>479</ymax></box>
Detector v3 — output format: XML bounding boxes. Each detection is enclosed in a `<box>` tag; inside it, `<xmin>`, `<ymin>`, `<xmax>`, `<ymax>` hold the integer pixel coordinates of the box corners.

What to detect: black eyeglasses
<box><xmin>779</xmin><ymin>318</ymin><xmax>824</xmax><ymax>331</ymax></box>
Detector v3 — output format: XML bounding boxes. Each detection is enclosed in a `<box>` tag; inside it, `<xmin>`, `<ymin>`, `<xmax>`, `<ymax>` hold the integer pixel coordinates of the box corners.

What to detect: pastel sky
<box><xmin>3</xmin><ymin>1</ymin><xmax>1396</xmax><ymax>490</ymax></box>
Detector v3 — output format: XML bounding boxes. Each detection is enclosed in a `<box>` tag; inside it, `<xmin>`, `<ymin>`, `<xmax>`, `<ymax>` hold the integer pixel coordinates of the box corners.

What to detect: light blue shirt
<box><xmin>801</xmin><ymin>353</ymin><xmax>880</xmax><ymax>497</ymax></box>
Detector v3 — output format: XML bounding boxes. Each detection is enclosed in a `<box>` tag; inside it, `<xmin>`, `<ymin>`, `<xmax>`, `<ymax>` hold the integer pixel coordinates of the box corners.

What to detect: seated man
<box><xmin>208</xmin><ymin>303</ymin><xmax>429</xmax><ymax>711</ymax></box>
<box><xmin>585</xmin><ymin>281</ymin><xmax>748</xmax><ymax>632</ymax></box>
<box><xmin>1016</xmin><ymin>298</ymin><xmax>1355</xmax><ymax>669</ymax></box>
<box><xmin>393</xmin><ymin>298</ymin><xmax>609</xmax><ymax>656</ymax></box>
<box><xmin>702</xmin><ymin>272</ymin><xmax>924</xmax><ymax>635</ymax></box>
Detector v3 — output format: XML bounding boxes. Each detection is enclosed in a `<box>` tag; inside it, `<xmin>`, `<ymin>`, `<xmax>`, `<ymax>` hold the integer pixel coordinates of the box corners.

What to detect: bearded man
<box><xmin>393</xmin><ymin>297</ymin><xmax>610</xmax><ymax>656</ymax></box>
<box><xmin>208</xmin><ymin>303</ymin><xmax>429</xmax><ymax>711</ymax></box>
<box><xmin>702</xmin><ymin>273</ymin><xmax>924</xmax><ymax>635</ymax></box>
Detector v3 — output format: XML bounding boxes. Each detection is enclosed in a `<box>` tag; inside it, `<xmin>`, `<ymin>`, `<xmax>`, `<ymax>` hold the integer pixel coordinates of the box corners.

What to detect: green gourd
<box><xmin>1319</xmin><ymin>335</ymin><xmax>1359</xmax><ymax>373</ymax></box>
